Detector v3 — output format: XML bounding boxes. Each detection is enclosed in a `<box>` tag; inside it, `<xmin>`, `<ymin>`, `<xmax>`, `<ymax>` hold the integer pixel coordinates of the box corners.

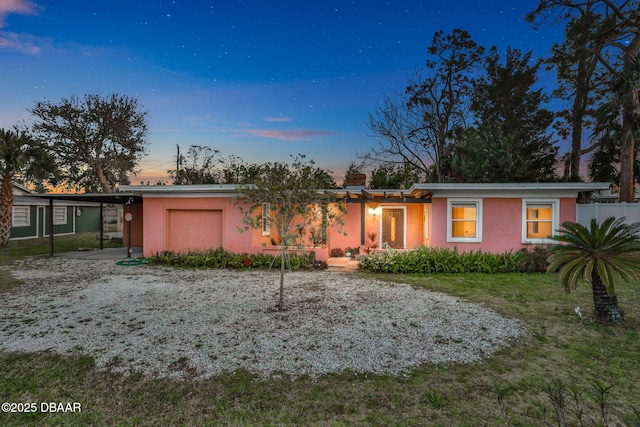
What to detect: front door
<box><xmin>381</xmin><ymin>208</ymin><xmax>405</xmax><ymax>249</ymax></box>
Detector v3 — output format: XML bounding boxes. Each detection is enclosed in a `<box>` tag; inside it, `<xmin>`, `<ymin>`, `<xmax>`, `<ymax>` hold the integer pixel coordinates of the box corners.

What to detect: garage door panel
<box><xmin>167</xmin><ymin>209</ymin><xmax>222</xmax><ymax>253</ymax></box>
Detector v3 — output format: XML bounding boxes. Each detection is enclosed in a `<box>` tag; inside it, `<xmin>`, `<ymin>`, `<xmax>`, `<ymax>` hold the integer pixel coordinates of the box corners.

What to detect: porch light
<box><xmin>367</xmin><ymin>206</ymin><xmax>381</xmax><ymax>217</ymax></box>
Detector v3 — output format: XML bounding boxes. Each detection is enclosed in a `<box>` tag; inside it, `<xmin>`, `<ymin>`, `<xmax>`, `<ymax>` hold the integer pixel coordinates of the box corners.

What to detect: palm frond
<box><xmin>548</xmin><ymin>216</ymin><xmax>640</xmax><ymax>295</ymax></box>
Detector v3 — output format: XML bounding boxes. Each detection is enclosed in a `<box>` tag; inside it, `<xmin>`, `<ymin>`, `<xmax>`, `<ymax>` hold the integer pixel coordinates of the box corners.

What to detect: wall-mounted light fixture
<box><xmin>367</xmin><ymin>205</ymin><xmax>381</xmax><ymax>217</ymax></box>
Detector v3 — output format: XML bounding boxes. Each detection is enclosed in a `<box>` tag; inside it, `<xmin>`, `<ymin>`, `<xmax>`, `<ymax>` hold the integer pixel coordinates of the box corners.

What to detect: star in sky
<box><xmin>0</xmin><ymin>0</ymin><xmax>564</xmax><ymax>183</ymax></box>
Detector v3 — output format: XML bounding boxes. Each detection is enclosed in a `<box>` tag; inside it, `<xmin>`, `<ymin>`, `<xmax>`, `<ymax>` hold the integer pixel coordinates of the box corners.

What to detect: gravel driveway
<box><xmin>0</xmin><ymin>258</ymin><xmax>525</xmax><ymax>379</ymax></box>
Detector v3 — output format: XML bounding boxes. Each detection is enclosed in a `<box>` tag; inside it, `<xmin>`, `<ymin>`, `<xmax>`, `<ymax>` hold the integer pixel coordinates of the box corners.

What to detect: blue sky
<box><xmin>0</xmin><ymin>1</ymin><xmax>563</xmax><ymax>184</ymax></box>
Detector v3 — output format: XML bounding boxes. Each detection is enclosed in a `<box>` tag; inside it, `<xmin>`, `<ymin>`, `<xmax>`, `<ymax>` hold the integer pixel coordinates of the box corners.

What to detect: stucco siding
<box><xmin>142</xmin><ymin>197</ymin><xmax>250</xmax><ymax>257</ymax></box>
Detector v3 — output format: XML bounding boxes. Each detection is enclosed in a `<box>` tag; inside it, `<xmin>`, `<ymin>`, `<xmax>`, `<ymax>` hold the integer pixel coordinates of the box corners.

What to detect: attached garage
<box><xmin>167</xmin><ymin>209</ymin><xmax>222</xmax><ymax>253</ymax></box>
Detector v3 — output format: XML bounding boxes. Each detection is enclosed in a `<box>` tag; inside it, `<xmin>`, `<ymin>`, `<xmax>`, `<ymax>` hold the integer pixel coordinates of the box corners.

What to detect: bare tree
<box><xmin>361</xmin><ymin>29</ymin><xmax>485</xmax><ymax>182</ymax></box>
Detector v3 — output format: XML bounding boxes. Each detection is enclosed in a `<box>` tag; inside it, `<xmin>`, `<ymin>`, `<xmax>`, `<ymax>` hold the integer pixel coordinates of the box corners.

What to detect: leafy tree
<box><xmin>589</xmin><ymin>99</ymin><xmax>640</xmax><ymax>185</ymax></box>
<box><xmin>528</xmin><ymin>0</ymin><xmax>640</xmax><ymax>200</ymax></box>
<box><xmin>447</xmin><ymin>48</ymin><xmax>558</xmax><ymax>182</ymax></box>
<box><xmin>362</xmin><ymin>29</ymin><xmax>484</xmax><ymax>182</ymax></box>
<box><xmin>548</xmin><ymin>217</ymin><xmax>640</xmax><ymax>323</ymax></box>
<box><xmin>0</xmin><ymin>128</ymin><xmax>57</xmax><ymax>247</ymax></box>
<box><xmin>530</xmin><ymin>5</ymin><xmax>608</xmax><ymax>181</ymax></box>
<box><xmin>236</xmin><ymin>155</ymin><xmax>345</xmax><ymax>310</ymax></box>
<box><xmin>368</xmin><ymin>163</ymin><xmax>422</xmax><ymax>189</ymax></box>
<box><xmin>170</xmin><ymin>145</ymin><xmax>223</xmax><ymax>185</ymax></box>
<box><xmin>29</xmin><ymin>94</ymin><xmax>148</xmax><ymax>193</ymax></box>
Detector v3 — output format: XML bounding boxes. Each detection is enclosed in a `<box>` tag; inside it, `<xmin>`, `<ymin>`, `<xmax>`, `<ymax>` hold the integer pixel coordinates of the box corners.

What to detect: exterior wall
<box><xmin>47</xmin><ymin>206</ymin><xmax>75</xmax><ymax>236</ymax></box>
<box><xmin>430</xmin><ymin>197</ymin><xmax>576</xmax><ymax>253</ymax></box>
<box><xmin>122</xmin><ymin>203</ymin><xmax>144</xmax><ymax>247</ymax></box>
<box><xmin>75</xmin><ymin>206</ymin><xmax>101</xmax><ymax>234</ymax></box>
<box><xmin>328</xmin><ymin>203</ymin><xmax>361</xmax><ymax>254</ymax></box>
<box><xmin>9</xmin><ymin>205</ymin><xmax>38</xmax><ymax>239</ymax></box>
<box><xmin>560</xmin><ymin>198</ymin><xmax>576</xmax><ymax>224</ymax></box>
<box><xmin>142</xmin><ymin>197</ymin><xmax>250</xmax><ymax>257</ymax></box>
<box><xmin>139</xmin><ymin>193</ymin><xmax>580</xmax><ymax>259</ymax></box>
<box><xmin>357</xmin><ymin>203</ymin><xmax>427</xmax><ymax>251</ymax></box>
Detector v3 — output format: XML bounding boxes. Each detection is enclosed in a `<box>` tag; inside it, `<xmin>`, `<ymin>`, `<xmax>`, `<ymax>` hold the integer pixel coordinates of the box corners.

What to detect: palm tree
<box><xmin>547</xmin><ymin>217</ymin><xmax>640</xmax><ymax>323</ymax></box>
<box><xmin>0</xmin><ymin>128</ymin><xmax>57</xmax><ymax>247</ymax></box>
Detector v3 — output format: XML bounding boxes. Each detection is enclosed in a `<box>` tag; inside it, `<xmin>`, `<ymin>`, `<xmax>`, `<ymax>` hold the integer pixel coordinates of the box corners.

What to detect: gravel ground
<box><xmin>0</xmin><ymin>258</ymin><xmax>525</xmax><ymax>379</ymax></box>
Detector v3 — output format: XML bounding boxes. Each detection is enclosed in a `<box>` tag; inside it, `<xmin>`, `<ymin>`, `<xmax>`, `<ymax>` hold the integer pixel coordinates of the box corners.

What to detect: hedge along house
<box><xmin>120</xmin><ymin>181</ymin><xmax>610</xmax><ymax>260</ymax></box>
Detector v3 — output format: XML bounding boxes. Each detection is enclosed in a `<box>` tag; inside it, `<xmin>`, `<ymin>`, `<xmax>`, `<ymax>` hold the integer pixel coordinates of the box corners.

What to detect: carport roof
<box><xmin>31</xmin><ymin>193</ymin><xmax>143</xmax><ymax>204</ymax></box>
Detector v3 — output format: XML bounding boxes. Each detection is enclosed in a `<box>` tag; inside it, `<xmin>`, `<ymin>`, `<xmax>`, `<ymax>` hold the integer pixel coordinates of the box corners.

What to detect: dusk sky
<box><xmin>0</xmin><ymin>0</ymin><xmax>564</xmax><ymax>184</ymax></box>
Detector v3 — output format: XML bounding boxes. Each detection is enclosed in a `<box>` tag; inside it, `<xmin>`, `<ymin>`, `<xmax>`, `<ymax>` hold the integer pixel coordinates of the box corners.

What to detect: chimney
<box><xmin>345</xmin><ymin>173</ymin><xmax>366</xmax><ymax>187</ymax></box>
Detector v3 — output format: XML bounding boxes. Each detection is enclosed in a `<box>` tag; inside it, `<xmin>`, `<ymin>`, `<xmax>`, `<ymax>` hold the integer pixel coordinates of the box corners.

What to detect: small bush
<box><xmin>357</xmin><ymin>246</ymin><xmax>525</xmax><ymax>274</ymax></box>
<box><xmin>517</xmin><ymin>245</ymin><xmax>551</xmax><ymax>273</ymax></box>
<box><xmin>147</xmin><ymin>248</ymin><xmax>315</xmax><ymax>270</ymax></box>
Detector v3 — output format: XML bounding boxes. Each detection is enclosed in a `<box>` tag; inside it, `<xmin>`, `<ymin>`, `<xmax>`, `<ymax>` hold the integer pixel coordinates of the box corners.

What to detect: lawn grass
<box><xmin>0</xmin><ymin>233</ymin><xmax>121</xmax><ymax>264</ymax></box>
<box><xmin>1</xmin><ymin>241</ymin><xmax>639</xmax><ymax>425</ymax></box>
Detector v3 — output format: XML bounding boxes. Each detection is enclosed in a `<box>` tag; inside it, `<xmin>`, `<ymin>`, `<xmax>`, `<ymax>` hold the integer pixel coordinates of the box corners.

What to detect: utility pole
<box><xmin>176</xmin><ymin>144</ymin><xmax>180</xmax><ymax>184</ymax></box>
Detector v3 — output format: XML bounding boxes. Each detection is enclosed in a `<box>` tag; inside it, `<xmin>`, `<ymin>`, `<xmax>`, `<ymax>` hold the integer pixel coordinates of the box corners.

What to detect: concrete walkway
<box><xmin>326</xmin><ymin>257</ymin><xmax>360</xmax><ymax>272</ymax></box>
<box><xmin>51</xmin><ymin>247</ymin><xmax>144</xmax><ymax>260</ymax></box>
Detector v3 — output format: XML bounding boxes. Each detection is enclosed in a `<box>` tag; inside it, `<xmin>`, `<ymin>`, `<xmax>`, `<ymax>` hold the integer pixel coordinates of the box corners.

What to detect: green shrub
<box><xmin>517</xmin><ymin>245</ymin><xmax>551</xmax><ymax>273</ymax></box>
<box><xmin>147</xmin><ymin>248</ymin><xmax>316</xmax><ymax>270</ymax></box>
<box><xmin>357</xmin><ymin>246</ymin><xmax>525</xmax><ymax>274</ymax></box>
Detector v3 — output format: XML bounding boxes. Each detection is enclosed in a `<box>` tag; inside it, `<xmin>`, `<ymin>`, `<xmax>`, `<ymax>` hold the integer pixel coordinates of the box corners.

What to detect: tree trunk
<box><xmin>617</xmin><ymin>38</ymin><xmax>640</xmax><ymax>203</ymax></box>
<box><xmin>618</xmin><ymin>110</ymin><xmax>636</xmax><ymax>202</ymax></box>
<box><xmin>0</xmin><ymin>174</ymin><xmax>14</xmax><ymax>247</ymax></box>
<box><xmin>95</xmin><ymin>163</ymin><xmax>114</xmax><ymax>193</ymax></box>
<box><xmin>591</xmin><ymin>269</ymin><xmax>624</xmax><ymax>323</ymax></box>
<box><xmin>278</xmin><ymin>242</ymin><xmax>285</xmax><ymax>311</ymax></box>
<box><xmin>568</xmin><ymin>91</ymin><xmax>585</xmax><ymax>181</ymax></box>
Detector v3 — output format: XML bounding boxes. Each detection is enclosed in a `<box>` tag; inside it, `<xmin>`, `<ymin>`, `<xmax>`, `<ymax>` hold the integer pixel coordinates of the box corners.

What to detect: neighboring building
<box><xmin>10</xmin><ymin>183</ymin><xmax>103</xmax><ymax>240</ymax></box>
<box><xmin>120</xmin><ymin>181</ymin><xmax>610</xmax><ymax>260</ymax></box>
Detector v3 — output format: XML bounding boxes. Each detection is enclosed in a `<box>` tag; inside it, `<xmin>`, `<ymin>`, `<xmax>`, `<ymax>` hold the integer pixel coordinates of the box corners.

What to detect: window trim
<box><xmin>522</xmin><ymin>199</ymin><xmax>559</xmax><ymax>244</ymax></box>
<box><xmin>261</xmin><ymin>202</ymin><xmax>271</xmax><ymax>236</ymax></box>
<box><xmin>447</xmin><ymin>198</ymin><xmax>483</xmax><ymax>243</ymax></box>
<box><xmin>53</xmin><ymin>206</ymin><xmax>67</xmax><ymax>226</ymax></box>
<box><xmin>12</xmin><ymin>206</ymin><xmax>30</xmax><ymax>227</ymax></box>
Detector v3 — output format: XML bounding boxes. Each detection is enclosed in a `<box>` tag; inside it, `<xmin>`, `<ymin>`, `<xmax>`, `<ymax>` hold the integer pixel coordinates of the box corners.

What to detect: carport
<box><xmin>32</xmin><ymin>193</ymin><xmax>143</xmax><ymax>257</ymax></box>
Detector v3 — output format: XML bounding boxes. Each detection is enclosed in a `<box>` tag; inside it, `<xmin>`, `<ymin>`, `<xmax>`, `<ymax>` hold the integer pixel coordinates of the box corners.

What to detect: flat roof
<box><xmin>119</xmin><ymin>182</ymin><xmax>611</xmax><ymax>202</ymax></box>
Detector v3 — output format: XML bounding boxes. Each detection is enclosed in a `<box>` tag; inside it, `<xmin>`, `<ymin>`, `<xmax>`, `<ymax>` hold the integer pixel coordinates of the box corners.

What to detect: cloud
<box><xmin>263</xmin><ymin>116</ymin><xmax>292</xmax><ymax>123</ymax></box>
<box><xmin>0</xmin><ymin>31</ymin><xmax>44</xmax><ymax>54</ymax></box>
<box><xmin>245</xmin><ymin>129</ymin><xmax>338</xmax><ymax>141</ymax></box>
<box><xmin>0</xmin><ymin>0</ymin><xmax>39</xmax><ymax>26</ymax></box>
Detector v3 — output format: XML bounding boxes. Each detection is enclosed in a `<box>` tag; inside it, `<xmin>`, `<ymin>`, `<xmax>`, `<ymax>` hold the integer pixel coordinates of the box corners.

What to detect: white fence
<box><xmin>577</xmin><ymin>203</ymin><xmax>640</xmax><ymax>227</ymax></box>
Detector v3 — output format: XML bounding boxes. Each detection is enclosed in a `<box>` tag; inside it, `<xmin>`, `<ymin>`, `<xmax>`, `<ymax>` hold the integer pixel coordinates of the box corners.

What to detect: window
<box><xmin>522</xmin><ymin>200</ymin><xmax>558</xmax><ymax>243</ymax></box>
<box><xmin>12</xmin><ymin>206</ymin><xmax>30</xmax><ymax>227</ymax></box>
<box><xmin>447</xmin><ymin>199</ymin><xmax>482</xmax><ymax>242</ymax></box>
<box><xmin>53</xmin><ymin>206</ymin><xmax>67</xmax><ymax>225</ymax></box>
<box><xmin>261</xmin><ymin>203</ymin><xmax>271</xmax><ymax>235</ymax></box>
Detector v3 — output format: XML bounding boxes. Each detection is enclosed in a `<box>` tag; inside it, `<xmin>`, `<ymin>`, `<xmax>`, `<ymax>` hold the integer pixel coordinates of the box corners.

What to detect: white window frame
<box><xmin>447</xmin><ymin>199</ymin><xmax>483</xmax><ymax>243</ymax></box>
<box><xmin>53</xmin><ymin>206</ymin><xmax>67</xmax><ymax>225</ymax></box>
<box><xmin>522</xmin><ymin>199</ymin><xmax>559</xmax><ymax>244</ymax></box>
<box><xmin>261</xmin><ymin>202</ymin><xmax>271</xmax><ymax>236</ymax></box>
<box><xmin>12</xmin><ymin>206</ymin><xmax>30</xmax><ymax>227</ymax></box>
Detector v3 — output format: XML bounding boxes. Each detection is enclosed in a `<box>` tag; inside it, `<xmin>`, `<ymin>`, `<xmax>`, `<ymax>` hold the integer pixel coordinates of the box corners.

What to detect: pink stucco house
<box><xmin>119</xmin><ymin>181</ymin><xmax>610</xmax><ymax>260</ymax></box>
